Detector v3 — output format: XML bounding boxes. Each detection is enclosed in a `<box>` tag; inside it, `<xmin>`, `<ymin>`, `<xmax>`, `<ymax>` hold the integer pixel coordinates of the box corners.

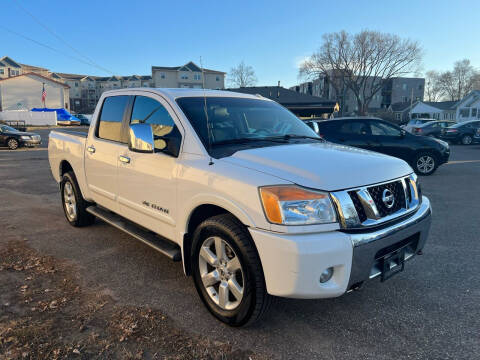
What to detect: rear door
<box><xmin>84</xmin><ymin>95</ymin><xmax>131</xmax><ymax>212</ymax></box>
<box><xmin>324</xmin><ymin>120</ymin><xmax>379</xmax><ymax>151</ymax></box>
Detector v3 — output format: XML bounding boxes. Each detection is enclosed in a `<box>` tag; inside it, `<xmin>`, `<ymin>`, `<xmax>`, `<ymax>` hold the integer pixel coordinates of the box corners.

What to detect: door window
<box><xmin>369</xmin><ymin>121</ymin><xmax>402</xmax><ymax>136</ymax></box>
<box><xmin>130</xmin><ymin>96</ymin><xmax>178</xmax><ymax>151</ymax></box>
<box><xmin>97</xmin><ymin>96</ymin><xmax>129</xmax><ymax>142</ymax></box>
<box><xmin>339</xmin><ymin>121</ymin><xmax>370</xmax><ymax>135</ymax></box>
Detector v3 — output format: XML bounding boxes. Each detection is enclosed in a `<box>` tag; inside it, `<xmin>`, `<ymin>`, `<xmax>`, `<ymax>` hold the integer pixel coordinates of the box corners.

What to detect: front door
<box><xmin>367</xmin><ymin>120</ymin><xmax>413</xmax><ymax>162</ymax></box>
<box><xmin>84</xmin><ymin>95</ymin><xmax>131</xmax><ymax>212</ymax></box>
<box><xmin>116</xmin><ymin>94</ymin><xmax>183</xmax><ymax>241</ymax></box>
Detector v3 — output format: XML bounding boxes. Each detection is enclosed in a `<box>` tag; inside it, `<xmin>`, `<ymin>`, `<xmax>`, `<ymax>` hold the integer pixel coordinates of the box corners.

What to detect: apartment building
<box><xmin>291</xmin><ymin>75</ymin><xmax>425</xmax><ymax>115</ymax></box>
<box><xmin>0</xmin><ymin>56</ymin><xmax>23</xmax><ymax>79</ymax></box>
<box><xmin>152</xmin><ymin>61</ymin><xmax>225</xmax><ymax>89</ymax></box>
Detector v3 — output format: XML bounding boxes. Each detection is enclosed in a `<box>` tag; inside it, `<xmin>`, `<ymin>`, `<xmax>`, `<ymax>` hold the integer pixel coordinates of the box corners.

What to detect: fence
<box><xmin>0</xmin><ymin>110</ymin><xmax>57</xmax><ymax>126</ymax></box>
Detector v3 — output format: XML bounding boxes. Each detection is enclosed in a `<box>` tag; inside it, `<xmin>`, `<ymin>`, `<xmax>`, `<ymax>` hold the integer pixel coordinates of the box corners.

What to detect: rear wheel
<box><xmin>414</xmin><ymin>152</ymin><xmax>437</xmax><ymax>176</ymax></box>
<box><xmin>7</xmin><ymin>138</ymin><xmax>19</xmax><ymax>150</ymax></box>
<box><xmin>191</xmin><ymin>214</ymin><xmax>271</xmax><ymax>326</ymax></box>
<box><xmin>60</xmin><ymin>171</ymin><xmax>95</xmax><ymax>227</ymax></box>
<box><xmin>461</xmin><ymin>134</ymin><xmax>473</xmax><ymax>145</ymax></box>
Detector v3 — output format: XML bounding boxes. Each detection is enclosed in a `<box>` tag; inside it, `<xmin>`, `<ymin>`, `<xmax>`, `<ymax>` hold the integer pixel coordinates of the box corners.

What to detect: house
<box><xmin>0</xmin><ymin>73</ymin><xmax>70</xmax><ymax>111</ymax></box>
<box><xmin>390</xmin><ymin>102</ymin><xmax>415</xmax><ymax>123</ymax></box>
<box><xmin>410</xmin><ymin>101</ymin><xmax>457</xmax><ymax>121</ymax></box>
<box><xmin>454</xmin><ymin>90</ymin><xmax>480</xmax><ymax>122</ymax></box>
<box><xmin>0</xmin><ymin>56</ymin><xmax>23</xmax><ymax>79</ymax></box>
<box><xmin>152</xmin><ymin>61</ymin><xmax>225</xmax><ymax>89</ymax></box>
<box><xmin>228</xmin><ymin>86</ymin><xmax>336</xmax><ymax>118</ymax></box>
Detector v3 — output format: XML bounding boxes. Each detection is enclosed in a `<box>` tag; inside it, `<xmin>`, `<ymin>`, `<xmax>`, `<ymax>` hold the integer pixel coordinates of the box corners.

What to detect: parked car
<box><xmin>305</xmin><ymin>117</ymin><xmax>450</xmax><ymax>175</ymax></box>
<box><xmin>0</xmin><ymin>124</ymin><xmax>41</xmax><ymax>150</ymax></box>
<box><xmin>439</xmin><ymin>120</ymin><xmax>480</xmax><ymax>145</ymax></box>
<box><xmin>75</xmin><ymin>114</ymin><xmax>91</xmax><ymax>126</ymax></box>
<box><xmin>473</xmin><ymin>127</ymin><xmax>480</xmax><ymax>144</ymax></box>
<box><xmin>49</xmin><ymin>89</ymin><xmax>432</xmax><ymax>326</ymax></box>
<box><xmin>1</xmin><ymin>120</ymin><xmax>27</xmax><ymax>132</ymax></box>
<box><xmin>412</xmin><ymin>121</ymin><xmax>456</xmax><ymax>138</ymax></box>
<box><xmin>402</xmin><ymin>118</ymin><xmax>436</xmax><ymax>133</ymax></box>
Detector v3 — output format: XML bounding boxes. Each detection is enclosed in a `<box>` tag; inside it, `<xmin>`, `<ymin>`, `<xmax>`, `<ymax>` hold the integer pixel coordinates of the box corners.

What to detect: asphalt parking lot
<box><xmin>1</xmin><ymin>129</ymin><xmax>479</xmax><ymax>359</ymax></box>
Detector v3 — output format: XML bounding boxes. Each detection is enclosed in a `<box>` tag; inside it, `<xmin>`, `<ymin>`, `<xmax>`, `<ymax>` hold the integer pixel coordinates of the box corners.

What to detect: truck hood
<box><xmin>223</xmin><ymin>142</ymin><xmax>412</xmax><ymax>191</ymax></box>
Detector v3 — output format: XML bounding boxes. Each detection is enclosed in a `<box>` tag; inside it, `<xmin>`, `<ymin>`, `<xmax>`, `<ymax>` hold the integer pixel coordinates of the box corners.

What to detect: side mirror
<box><xmin>128</xmin><ymin>123</ymin><xmax>154</xmax><ymax>153</ymax></box>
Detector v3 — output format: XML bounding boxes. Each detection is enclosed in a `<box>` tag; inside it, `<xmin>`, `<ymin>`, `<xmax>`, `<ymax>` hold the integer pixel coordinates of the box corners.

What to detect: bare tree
<box><xmin>300</xmin><ymin>30</ymin><xmax>422</xmax><ymax>115</ymax></box>
<box><xmin>424</xmin><ymin>70</ymin><xmax>443</xmax><ymax>102</ymax></box>
<box><xmin>436</xmin><ymin>59</ymin><xmax>479</xmax><ymax>101</ymax></box>
<box><xmin>228</xmin><ymin>61</ymin><xmax>257</xmax><ymax>88</ymax></box>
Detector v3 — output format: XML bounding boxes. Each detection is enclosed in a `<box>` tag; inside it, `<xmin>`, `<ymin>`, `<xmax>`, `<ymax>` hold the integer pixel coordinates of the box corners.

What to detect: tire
<box><xmin>60</xmin><ymin>171</ymin><xmax>95</xmax><ymax>227</ymax></box>
<box><xmin>461</xmin><ymin>134</ymin><xmax>473</xmax><ymax>145</ymax></box>
<box><xmin>413</xmin><ymin>152</ymin><xmax>437</xmax><ymax>176</ymax></box>
<box><xmin>191</xmin><ymin>214</ymin><xmax>272</xmax><ymax>327</ymax></box>
<box><xmin>7</xmin><ymin>138</ymin><xmax>19</xmax><ymax>150</ymax></box>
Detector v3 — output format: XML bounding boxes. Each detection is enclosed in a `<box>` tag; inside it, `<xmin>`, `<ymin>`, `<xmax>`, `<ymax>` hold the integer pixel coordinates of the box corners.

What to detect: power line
<box><xmin>0</xmin><ymin>25</ymin><xmax>111</xmax><ymax>72</ymax></box>
<box><xmin>11</xmin><ymin>0</ymin><xmax>114</xmax><ymax>75</ymax></box>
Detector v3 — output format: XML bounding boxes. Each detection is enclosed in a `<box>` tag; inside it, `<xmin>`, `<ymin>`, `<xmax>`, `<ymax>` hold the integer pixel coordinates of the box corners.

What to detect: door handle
<box><xmin>87</xmin><ymin>145</ymin><xmax>95</xmax><ymax>154</ymax></box>
<box><xmin>119</xmin><ymin>155</ymin><xmax>130</xmax><ymax>164</ymax></box>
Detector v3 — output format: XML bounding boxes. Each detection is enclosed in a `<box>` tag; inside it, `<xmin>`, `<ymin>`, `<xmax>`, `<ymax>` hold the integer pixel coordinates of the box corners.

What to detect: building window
<box><xmin>459</xmin><ymin>108</ymin><xmax>469</xmax><ymax>118</ymax></box>
<box><xmin>160</xmin><ymin>72</ymin><xmax>165</xmax><ymax>79</ymax></box>
<box><xmin>472</xmin><ymin>108</ymin><xmax>477</xmax><ymax>118</ymax></box>
<box><xmin>395</xmin><ymin>113</ymin><xmax>401</xmax><ymax>120</ymax></box>
<box><xmin>75</xmin><ymin>82</ymin><xmax>79</xmax><ymax>87</ymax></box>
<box><xmin>216</xmin><ymin>76</ymin><xmax>220</xmax><ymax>81</ymax></box>
<box><xmin>418</xmin><ymin>84</ymin><xmax>423</xmax><ymax>90</ymax></box>
<box><xmin>402</xmin><ymin>84</ymin><xmax>407</xmax><ymax>90</ymax></box>
<box><xmin>181</xmin><ymin>74</ymin><xmax>188</xmax><ymax>80</ymax></box>
<box><xmin>193</xmin><ymin>74</ymin><xmax>201</xmax><ymax>81</ymax></box>
<box><xmin>0</xmin><ymin>69</ymin><xmax>4</xmax><ymax>75</ymax></box>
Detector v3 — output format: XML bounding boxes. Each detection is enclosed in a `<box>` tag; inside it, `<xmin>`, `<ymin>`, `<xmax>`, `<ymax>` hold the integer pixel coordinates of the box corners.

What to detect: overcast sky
<box><xmin>2</xmin><ymin>0</ymin><xmax>480</xmax><ymax>87</ymax></box>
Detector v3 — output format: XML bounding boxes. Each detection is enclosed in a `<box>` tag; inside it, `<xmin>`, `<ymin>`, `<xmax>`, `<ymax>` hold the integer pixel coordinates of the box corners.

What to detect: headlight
<box><xmin>259</xmin><ymin>185</ymin><xmax>337</xmax><ymax>225</ymax></box>
<box><xmin>20</xmin><ymin>136</ymin><xmax>31</xmax><ymax>140</ymax></box>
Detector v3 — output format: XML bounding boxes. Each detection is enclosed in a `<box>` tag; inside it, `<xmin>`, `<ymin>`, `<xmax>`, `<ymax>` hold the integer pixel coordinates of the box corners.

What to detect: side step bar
<box><xmin>86</xmin><ymin>206</ymin><xmax>181</xmax><ymax>262</ymax></box>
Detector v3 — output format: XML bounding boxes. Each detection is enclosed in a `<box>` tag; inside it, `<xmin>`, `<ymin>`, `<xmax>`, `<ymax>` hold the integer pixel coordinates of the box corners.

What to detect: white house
<box><xmin>0</xmin><ymin>72</ymin><xmax>70</xmax><ymax>111</ymax></box>
<box><xmin>410</xmin><ymin>101</ymin><xmax>457</xmax><ymax>121</ymax></box>
<box><xmin>455</xmin><ymin>90</ymin><xmax>480</xmax><ymax>122</ymax></box>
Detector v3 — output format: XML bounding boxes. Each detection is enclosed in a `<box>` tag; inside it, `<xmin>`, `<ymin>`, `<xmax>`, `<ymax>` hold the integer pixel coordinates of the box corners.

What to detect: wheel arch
<box><xmin>182</xmin><ymin>202</ymin><xmax>255</xmax><ymax>276</ymax></box>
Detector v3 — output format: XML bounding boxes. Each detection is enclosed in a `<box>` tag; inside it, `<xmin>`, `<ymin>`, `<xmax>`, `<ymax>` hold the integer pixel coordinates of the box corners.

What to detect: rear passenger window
<box><xmin>130</xmin><ymin>96</ymin><xmax>178</xmax><ymax>151</ymax></box>
<box><xmin>97</xmin><ymin>96</ymin><xmax>129</xmax><ymax>142</ymax></box>
<box><xmin>340</xmin><ymin>121</ymin><xmax>369</xmax><ymax>135</ymax></box>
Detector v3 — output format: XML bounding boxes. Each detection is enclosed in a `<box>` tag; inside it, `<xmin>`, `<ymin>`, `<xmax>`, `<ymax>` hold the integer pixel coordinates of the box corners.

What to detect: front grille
<box><xmin>367</xmin><ymin>181</ymin><xmax>405</xmax><ymax>217</ymax></box>
<box><xmin>348</xmin><ymin>191</ymin><xmax>367</xmax><ymax>222</ymax></box>
<box><xmin>332</xmin><ymin>174</ymin><xmax>420</xmax><ymax>230</ymax></box>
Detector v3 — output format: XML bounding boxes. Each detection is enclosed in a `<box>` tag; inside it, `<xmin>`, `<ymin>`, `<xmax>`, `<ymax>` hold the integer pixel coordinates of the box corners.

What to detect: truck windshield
<box><xmin>176</xmin><ymin>97</ymin><xmax>319</xmax><ymax>150</ymax></box>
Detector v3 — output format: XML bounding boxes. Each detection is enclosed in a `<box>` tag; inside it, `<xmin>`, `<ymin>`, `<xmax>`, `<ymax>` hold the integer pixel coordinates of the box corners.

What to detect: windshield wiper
<box><xmin>280</xmin><ymin>134</ymin><xmax>325</xmax><ymax>142</ymax></box>
<box><xmin>211</xmin><ymin>137</ymin><xmax>288</xmax><ymax>146</ymax></box>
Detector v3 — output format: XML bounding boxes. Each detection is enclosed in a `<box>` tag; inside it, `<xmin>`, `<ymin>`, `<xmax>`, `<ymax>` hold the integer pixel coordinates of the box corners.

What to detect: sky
<box><xmin>2</xmin><ymin>0</ymin><xmax>480</xmax><ymax>88</ymax></box>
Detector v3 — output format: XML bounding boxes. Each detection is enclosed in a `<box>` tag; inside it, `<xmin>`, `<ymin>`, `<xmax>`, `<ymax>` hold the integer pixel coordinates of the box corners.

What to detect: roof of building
<box><xmin>0</xmin><ymin>72</ymin><xmax>70</xmax><ymax>87</ymax></box>
<box><xmin>391</xmin><ymin>102</ymin><xmax>414</xmax><ymax>112</ymax></box>
<box><xmin>152</xmin><ymin>61</ymin><xmax>226</xmax><ymax>74</ymax></box>
<box><xmin>55</xmin><ymin>72</ymin><xmax>87</xmax><ymax>80</ymax></box>
<box><xmin>0</xmin><ymin>56</ymin><xmax>21</xmax><ymax>68</ymax></box>
<box><xmin>227</xmin><ymin>86</ymin><xmax>335</xmax><ymax>106</ymax></box>
<box><xmin>19</xmin><ymin>63</ymin><xmax>49</xmax><ymax>72</ymax></box>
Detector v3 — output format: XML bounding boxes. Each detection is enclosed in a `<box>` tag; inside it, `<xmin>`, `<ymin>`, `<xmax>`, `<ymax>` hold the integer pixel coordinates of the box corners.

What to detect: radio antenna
<box><xmin>200</xmin><ymin>56</ymin><xmax>214</xmax><ymax>165</ymax></box>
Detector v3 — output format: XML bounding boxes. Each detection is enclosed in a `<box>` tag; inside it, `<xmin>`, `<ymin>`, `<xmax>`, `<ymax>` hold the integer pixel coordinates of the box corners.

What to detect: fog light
<box><xmin>320</xmin><ymin>267</ymin><xmax>334</xmax><ymax>283</ymax></box>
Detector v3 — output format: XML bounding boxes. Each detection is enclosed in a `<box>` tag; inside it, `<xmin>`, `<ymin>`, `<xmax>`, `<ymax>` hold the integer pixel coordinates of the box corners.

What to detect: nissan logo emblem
<box><xmin>382</xmin><ymin>189</ymin><xmax>395</xmax><ymax>208</ymax></box>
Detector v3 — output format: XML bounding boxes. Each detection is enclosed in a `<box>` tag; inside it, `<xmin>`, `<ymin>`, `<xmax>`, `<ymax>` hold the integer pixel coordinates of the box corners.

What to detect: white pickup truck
<box><xmin>49</xmin><ymin>88</ymin><xmax>432</xmax><ymax>326</ymax></box>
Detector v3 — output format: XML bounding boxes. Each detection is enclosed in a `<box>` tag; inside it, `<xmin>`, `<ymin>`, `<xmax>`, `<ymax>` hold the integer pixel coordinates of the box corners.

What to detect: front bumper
<box><xmin>20</xmin><ymin>139</ymin><xmax>41</xmax><ymax>147</ymax></box>
<box><xmin>473</xmin><ymin>136</ymin><xmax>480</xmax><ymax>144</ymax></box>
<box><xmin>249</xmin><ymin>196</ymin><xmax>431</xmax><ymax>299</ymax></box>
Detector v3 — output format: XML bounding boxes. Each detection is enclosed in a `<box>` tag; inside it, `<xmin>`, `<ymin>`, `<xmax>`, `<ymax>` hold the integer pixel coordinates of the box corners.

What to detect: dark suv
<box><xmin>306</xmin><ymin>117</ymin><xmax>450</xmax><ymax>175</ymax></box>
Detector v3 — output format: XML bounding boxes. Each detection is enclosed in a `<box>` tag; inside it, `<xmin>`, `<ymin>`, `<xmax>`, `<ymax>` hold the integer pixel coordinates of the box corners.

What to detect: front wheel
<box><xmin>7</xmin><ymin>138</ymin><xmax>19</xmax><ymax>150</ymax></box>
<box><xmin>191</xmin><ymin>214</ymin><xmax>271</xmax><ymax>327</ymax></box>
<box><xmin>461</xmin><ymin>134</ymin><xmax>473</xmax><ymax>145</ymax></box>
<box><xmin>414</xmin><ymin>152</ymin><xmax>437</xmax><ymax>176</ymax></box>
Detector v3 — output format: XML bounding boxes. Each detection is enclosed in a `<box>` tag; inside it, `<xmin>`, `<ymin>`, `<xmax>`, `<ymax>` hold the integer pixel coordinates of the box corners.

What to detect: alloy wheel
<box><xmin>417</xmin><ymin>155</ymin><xmax>435</xmax><ymax>174</ymax></box>
<box><xmin>63</xmin><ymin>181</ymin><xmax>77</xmax><ymax>221</ymax></box>
<box><xmin>198</xmin><ymin>236</ymin><xmax>244</xmax><ymax>311</ymax></box>
<box><xmin>462</xmin><ymin>135</ymin><xmax>472</xmax><ymax>145</ymax></box>
<box><xmin>8</xmin><ymin>139</ymin><xmax>18</xmax><ymax>150</ymax></box>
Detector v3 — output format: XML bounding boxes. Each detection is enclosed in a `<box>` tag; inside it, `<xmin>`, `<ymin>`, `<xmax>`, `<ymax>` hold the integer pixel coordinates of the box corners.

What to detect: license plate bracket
<box><xmin>380</xmin><ymin>247</ymin><xmax>406</xmax><ymax>282</ymax></box>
